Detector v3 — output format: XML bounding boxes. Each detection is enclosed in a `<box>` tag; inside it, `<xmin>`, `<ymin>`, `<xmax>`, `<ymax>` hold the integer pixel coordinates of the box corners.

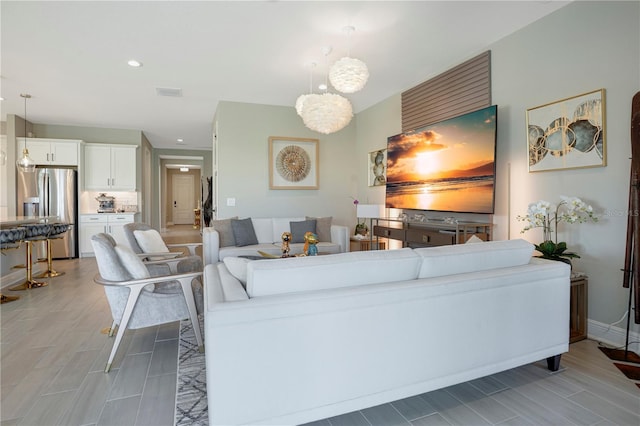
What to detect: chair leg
<box><xmin>178</xmin><ymin>277</ymin><xmax>204</xmax><ymax>352</ymax></box>
<box><xmin>104</xmin><ymin>286</ymin><xmax>143</xmax><ymax>373</ymax></box>
<box><xmin>108</xmin><ymin>320</ymin><xmax>118</xmax><ymax>337</ymax></box>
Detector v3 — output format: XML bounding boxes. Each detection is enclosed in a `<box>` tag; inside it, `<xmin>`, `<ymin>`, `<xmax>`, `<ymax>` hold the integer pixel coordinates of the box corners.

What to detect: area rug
<box><xmin>175</xmin><ymin>317</ymin><xmax>208</xmax><ymax>426</ymax></box>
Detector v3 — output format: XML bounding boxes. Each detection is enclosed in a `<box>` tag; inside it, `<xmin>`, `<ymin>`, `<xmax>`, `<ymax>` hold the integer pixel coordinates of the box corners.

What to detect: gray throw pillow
<box><xmin>290</xmin><ymin>219</ymin><xmax>317</xmax><ymax>243</ymax></box>
<box><xmin>306</xmin><ymin>216</ymin><xmax>332</xmax><ymax>242</ymax></box>
<box><xmin>210</xmin><ymin>216</ymin><xmax>238</xmax><ymax>247</ymax></box>
<box><xmin>231</xmin><ymin>218</ymin><xmax>259</xmax><ymax>247</ymax></box>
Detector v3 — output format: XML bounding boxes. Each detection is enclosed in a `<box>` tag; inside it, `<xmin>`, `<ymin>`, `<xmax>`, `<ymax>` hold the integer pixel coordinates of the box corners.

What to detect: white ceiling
<box><xmin>1</xmin><ymin>1</ymin><xmax>570</xmax><ymax>151</ymax></box>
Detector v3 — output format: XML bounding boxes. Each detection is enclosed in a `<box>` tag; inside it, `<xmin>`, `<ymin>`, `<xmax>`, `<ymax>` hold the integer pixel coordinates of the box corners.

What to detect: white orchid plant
<box><xmin>517</xmin><ymin>196</ymin><xmax>598</xmax><ymax>263</ymax></box>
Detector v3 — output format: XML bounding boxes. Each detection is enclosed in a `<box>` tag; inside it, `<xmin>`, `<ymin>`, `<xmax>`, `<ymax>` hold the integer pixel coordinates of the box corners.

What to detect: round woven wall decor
<box><xmin>276</xmin><ymin>145</ymin><xmax>311</xmax><ymax>182</ymax></box>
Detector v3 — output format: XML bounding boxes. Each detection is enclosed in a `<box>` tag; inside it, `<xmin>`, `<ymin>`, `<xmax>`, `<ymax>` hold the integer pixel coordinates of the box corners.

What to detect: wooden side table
<box><xmin>570</xmin><ymin>272</ymin><xmax>588</xmax><ymax>343</ymax></box>
<box><xmin>350</xmin><ymin>239</ymin><xmax>386</xmax><ymax>251</ymax></box>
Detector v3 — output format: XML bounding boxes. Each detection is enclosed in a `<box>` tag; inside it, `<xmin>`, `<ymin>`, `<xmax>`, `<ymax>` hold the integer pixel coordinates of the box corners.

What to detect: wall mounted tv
<box><xmin>386</xmin><ymin>105</ymin><xmax>497</xmax><ymax>214</ymax></box>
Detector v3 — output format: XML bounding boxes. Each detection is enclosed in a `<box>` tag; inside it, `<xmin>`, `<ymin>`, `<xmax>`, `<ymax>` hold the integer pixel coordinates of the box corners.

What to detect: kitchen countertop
<box><xmin>80</xmin><ymin>211</ymin><xmax>139</xmax><ymax>215</ymax></box>
<box><xmin>0</xmin><ymin>216</ymin><xmax>64</xmax><ymax>227</ymax></box>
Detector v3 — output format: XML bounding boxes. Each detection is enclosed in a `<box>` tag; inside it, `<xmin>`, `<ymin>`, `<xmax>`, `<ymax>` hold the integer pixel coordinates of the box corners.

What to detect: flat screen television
<box><xmin>386</xmin><ymin>105</ymin><xmax>497</xmax><ymax>214</ymax></box>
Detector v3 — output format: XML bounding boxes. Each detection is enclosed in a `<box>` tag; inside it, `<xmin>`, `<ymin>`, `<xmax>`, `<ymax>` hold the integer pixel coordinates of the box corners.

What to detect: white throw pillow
<box><xmin>223</xmin><ymin>257</ymin><xmax>253</xmax><ymax>285</ymax></box>
<box><xmin>115</xmin><ymin>244</ymin><xmax>150</xmax><ymax>279</ymax></box>
<box><xmin>133</xmin><ymin>229</ymin><xmax>170</xmax><ymax>260</ymax></box>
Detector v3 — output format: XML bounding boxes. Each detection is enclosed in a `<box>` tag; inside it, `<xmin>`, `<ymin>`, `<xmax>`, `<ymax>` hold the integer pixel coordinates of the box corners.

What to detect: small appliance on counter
<box><xmin>96</xmin><ymin>193</ymin><xmax>116</xmax><ymax>213</ymax></box>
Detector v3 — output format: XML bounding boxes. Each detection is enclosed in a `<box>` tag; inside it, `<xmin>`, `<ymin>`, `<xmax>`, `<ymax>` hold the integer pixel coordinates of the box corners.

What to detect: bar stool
<box><xmin>36</xmin><ymin>223</ymin><xmax>69</xmax><ymax>279</ymax></box>
<box><xmin>0</xmin><ymin>226</ymin><xmax>26</xmax><ymax>303</ymax></box>
<box><xmin>9</xmin><ymin>223</ymin><xmax>51</xmax><ymax>291</ymax></box>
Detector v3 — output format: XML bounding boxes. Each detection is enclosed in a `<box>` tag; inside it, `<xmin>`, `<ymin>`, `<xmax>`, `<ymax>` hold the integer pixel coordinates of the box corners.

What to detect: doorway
<box><xmin>159</xmin><ymin>155</ymin><xmax>204</xmax><ymax>231</ymax></box>
<box><xmin>172</xmin><ymin>174</ymin><xmax>195</xmax><ymax>225</ymax></box>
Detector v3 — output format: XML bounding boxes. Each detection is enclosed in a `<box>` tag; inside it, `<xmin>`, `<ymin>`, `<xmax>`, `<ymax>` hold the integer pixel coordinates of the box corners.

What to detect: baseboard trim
<box><xmin>588</xmin><ymin>319</ymin><xmax>640</xmax><ymax>353</ymax></box>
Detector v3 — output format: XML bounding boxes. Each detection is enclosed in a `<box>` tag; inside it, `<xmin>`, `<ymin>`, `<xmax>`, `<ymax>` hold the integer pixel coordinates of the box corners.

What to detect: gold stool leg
<box><xmin>9</xmin><ymin>241</ymin><xmax>47</xmax><ymax>291</ymax></box>
<box><xmin>36</xmin><ymin>239</ymin><xmax>64</xmax><ymax>278</ymax></box>
<box><xmin>0</xmin><ymin>293</ymin><xmax>20</xmax><ymax>303</ymax></box>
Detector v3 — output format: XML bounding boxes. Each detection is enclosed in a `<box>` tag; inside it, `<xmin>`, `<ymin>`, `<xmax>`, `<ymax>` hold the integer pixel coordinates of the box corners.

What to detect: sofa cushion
<box><xmin>290</xmin><ymin>219</ymin><xmax>316</xmax><ymax>243</ymax></box>
<box><xmin>133</xmin><ymin>229</ymin><xmax>171</xmax><ymax>260</ymax></box>
<box><xmin>114</xmin><ymin>244</ymin><xmax>150</xmax><ymax>279</ymax></box>
<box><xmin>246</xmin><ymin>248</ymin><xmax>421</xmax><ymax>297</ymax></box>
<box><xmin>231</xmin><ymin>218</ymin><xmax>259</xmax><ymax>247</ymax></box>
<box><xmin>306</xmin><ymin>216</ymin><xmax>332</xmax><ymax>242</ymax></box>
<box><xmin>272</xmin><ymin>217</ymin><xmax>306</xmax><ymax>242</ymax></box>
<box><xmin>223</xmin><ymin>256</ymin><xmax>252</xmax><ymax>286</ymax></box>
<box><xmin>211</xmin><ymin>217</ymin><xmax>238</xmax><ymax>247</ymax></box>
<box><xmin>414</xmin><ymin>239</ymin><xmax>534</xmax><ymax>279</ymax></box>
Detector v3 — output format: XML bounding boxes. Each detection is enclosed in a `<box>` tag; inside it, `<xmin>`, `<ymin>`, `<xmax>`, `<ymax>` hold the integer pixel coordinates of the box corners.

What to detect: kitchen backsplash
<box><xmin>81</xmin><ymin>191</ymin><xmax>140</xmax><ymax>213</ymax></box>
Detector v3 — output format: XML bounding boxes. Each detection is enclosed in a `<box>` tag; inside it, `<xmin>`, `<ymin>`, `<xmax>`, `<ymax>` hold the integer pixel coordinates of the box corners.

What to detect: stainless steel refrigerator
<box><xmin>17</xmin><ymin>167</ymin><xmax>78</xmax><ymax>258</ymax></box>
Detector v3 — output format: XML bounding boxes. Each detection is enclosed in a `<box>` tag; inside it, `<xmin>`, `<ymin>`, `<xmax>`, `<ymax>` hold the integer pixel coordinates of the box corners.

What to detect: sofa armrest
<box><xmin>330</xmin><ymin>224</ymin><xmax>350</xmax><ymax>252</ymax></box>
<box><xmin>204</xmin><ymin>263</ymin><xmax>249</xmax><ymax>310</ymax></box>
<box><xmin>203</xmin><ymin>228</ymin><xmax>220</xmax><ymax>265</ymax></box>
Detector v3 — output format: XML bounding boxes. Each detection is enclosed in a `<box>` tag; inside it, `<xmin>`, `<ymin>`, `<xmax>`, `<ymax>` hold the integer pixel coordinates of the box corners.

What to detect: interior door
<box><xmin>172</xmin><ymin>174</ymin><xmax>195</xmax><ymax>225</ymax></box>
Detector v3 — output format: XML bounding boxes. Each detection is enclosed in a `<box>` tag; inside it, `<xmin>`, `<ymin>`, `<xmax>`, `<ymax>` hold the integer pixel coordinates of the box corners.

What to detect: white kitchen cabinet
<box><xmin>18</xmin><ymin>138</ymin><xmax>80</xmax><ymax>166</ymax></box>
<box><xmin>84</xmin><ymin>144</ymin><xmax>137</xmax><ymax>191</ymax></box>
<box><xmin>80</xmin><ymin>213</ymin><xmax>137</xmax><ymax>257</ymax></box>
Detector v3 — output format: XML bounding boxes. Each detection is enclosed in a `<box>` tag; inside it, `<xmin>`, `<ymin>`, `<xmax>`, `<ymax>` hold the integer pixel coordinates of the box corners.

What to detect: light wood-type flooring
<box><xmin>1</xmin><ymin>225</ymin><xmax>639</xmax><ymax>425</ymax></box>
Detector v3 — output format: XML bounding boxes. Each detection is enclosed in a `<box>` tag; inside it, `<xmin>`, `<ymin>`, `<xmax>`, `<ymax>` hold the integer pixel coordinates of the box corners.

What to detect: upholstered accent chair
<box><xmin>123</xmin><ymin>222</ymin><xmax>202</xmax><ymax>260</ymax></box>
<box><xmin>91</xmin><ymin>233</ymin><xmax>204</xmax><ymax>373</ymax></box>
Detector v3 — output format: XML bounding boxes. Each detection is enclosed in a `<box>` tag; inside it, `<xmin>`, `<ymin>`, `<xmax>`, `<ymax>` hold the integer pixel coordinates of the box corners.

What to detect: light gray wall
<box><xmin>492</xmin><ymin>1</ymin><xmax>639</xmax><ymax>334</ymax></box>
<box><xmin>215</xmin><ymin>101</ymin><xmax>358</xmax><ymax>228</ymax></box>
<box><xmin>356</xmin><ymin>1</ymin><xmax>640</xmax><ymax>339</ymax></box>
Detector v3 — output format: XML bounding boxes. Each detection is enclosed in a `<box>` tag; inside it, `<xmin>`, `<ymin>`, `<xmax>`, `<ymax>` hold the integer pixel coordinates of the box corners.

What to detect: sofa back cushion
<box><xmin>414</xmin><ymin>239</ymin><xmax>534</xmax><ymax>279</ymax></box>
<box><xmin>231</xmin><ymin>218</ymin><xmax>259</xmax><ymax>246</ymax></box>
<box><xmin>246</xmin><ymin>248</ymin><xmax>421</xmax><ymax>297</ymax></box>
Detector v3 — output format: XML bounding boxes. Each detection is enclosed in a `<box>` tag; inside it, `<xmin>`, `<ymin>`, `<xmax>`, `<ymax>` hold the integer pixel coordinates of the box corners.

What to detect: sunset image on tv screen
<box><xmin>386</xmin><ymin>105</ymin><xmax>497</xmax><ymax>214</ymax></box>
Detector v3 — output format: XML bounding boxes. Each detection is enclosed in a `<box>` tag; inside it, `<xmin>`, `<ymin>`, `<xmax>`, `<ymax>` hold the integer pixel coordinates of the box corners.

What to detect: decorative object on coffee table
<box><xmin>281</xmin><ymin>231</ymin><xmax>292</xmax><ymax>257</ymax></box>
<box><xmin>303</xmin><ymin>232</ymin><xmax>318</xmax><ymax>256</ymax></box>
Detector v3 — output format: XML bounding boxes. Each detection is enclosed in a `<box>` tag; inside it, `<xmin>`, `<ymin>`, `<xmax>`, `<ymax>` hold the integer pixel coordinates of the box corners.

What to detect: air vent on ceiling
<box><xmin>156</xmin><ymin>87</ymin><xmax>183</xmax><ymax>97</ymax></box>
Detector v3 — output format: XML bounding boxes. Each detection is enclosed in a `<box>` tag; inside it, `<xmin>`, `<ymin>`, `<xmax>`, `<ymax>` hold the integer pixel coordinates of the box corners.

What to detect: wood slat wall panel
<box><xmin>402</xmin><ymin>51</ymin><xmax>491</xmax><ymax>132</ymax></box>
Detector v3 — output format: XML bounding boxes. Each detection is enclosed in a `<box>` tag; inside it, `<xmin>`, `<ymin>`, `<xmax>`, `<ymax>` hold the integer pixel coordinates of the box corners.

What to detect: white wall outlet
<box><xmin>226</xmin><ymin>197</ymin><xmax>236</xmax><ymax>207</ymax></box>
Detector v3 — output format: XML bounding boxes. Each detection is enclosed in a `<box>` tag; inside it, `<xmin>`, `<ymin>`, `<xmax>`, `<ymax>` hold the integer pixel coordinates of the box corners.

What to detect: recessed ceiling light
<box><xmin>127</xmin><ymin>59</ymin><xmax>142</xmax><ymax>67</ymax></box>
<box><xmin>177</xmin><ymin>138</ymin><xmax>184</xmax><ymax>143</ymax></box>
<box><xmin>0</xmin><ymin>97</ymin><xmax>4</xmax><ymax>101</ymax></box>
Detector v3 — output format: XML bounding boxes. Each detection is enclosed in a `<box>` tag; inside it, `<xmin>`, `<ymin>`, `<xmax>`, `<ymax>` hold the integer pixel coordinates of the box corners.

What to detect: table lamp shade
<box><xmin>356</xmin><ymin>204</ymin><xmax>385</xmax><ymax>218</ymax></box>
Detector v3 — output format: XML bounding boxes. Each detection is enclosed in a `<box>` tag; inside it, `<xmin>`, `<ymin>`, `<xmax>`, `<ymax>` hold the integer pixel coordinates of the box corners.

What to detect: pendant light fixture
<box><xmin>329</xmin><ymin>26</ymin><xmax>369</xmax><ymax>94</ymax></box>
<box><xmin>298</xmin><ymin>47</ymin><xmax>353</xmax><ymax>134</ymax></box>
<box><xmin>16</xmin><ymin>93</ymin><xmax>36</xmax><ymax>173</ymax></box>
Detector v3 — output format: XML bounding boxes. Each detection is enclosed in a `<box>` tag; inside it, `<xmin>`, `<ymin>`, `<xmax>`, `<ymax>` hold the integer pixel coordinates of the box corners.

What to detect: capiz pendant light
<box><xmin>329</xmin><ymin>26</ymin><xmax>369</xmax><ymax>94</ymax></box>
<box><xmin>16</xmin><ymin>93</ymin><xmax>36</xmax><ymax>173</ymax></box>
<box><xmin>329</xmin><ymin>56</ymin><xmax>369</xmax><ymax>94</ymax></box>
<box><xmin>301</xmin><ymin>93</ymin><xmax>353</xmax><ymax>134</ymax></box>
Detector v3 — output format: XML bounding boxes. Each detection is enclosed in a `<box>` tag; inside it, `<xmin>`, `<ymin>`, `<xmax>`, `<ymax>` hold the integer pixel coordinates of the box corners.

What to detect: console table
<box><xmin>373</xmin><ymin>218</ymin><xmax>493</xmax><ymax>248</ymax></box>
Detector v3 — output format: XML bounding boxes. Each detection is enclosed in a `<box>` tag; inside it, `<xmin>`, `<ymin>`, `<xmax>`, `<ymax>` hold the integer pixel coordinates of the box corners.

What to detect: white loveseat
<box><xmin>202</xmin><ymin>216</ymin><xmax>349</xmax><ymax>263</ymax></box>
<box><xmin>203</xmin><ymin>239</ymin><xmax>570</xmax><ymax>426</ymax></box>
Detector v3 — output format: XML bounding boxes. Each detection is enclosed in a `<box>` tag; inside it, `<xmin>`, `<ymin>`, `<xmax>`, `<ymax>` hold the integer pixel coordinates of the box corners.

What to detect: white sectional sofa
<box><xmin>203</xmin><ymin>239</ymin><xmax>571</xmax><ymax>426</ymax></box>
<box><xmin>202</xmin><ymin>216</ymin><xmax>349</xmax><ymax>263</ymax></box>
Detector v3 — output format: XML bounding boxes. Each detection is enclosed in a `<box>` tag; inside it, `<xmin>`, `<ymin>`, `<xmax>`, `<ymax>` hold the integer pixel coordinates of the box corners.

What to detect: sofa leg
<box><xmin>546</xmin><ymin>354</ymin><xmax>562</xmax><ymax>371</ymax></box>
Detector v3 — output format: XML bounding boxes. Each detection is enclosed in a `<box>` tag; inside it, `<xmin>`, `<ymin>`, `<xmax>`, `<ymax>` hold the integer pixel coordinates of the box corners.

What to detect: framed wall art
<box><xmin>527</xmin><ymin>88</ymin><xmax>606</xmax><ymax>172</ymax></box>
<box><xmin>368</xmin><ymin>148</ymin><xmax>387</xmax><ymax>187</ymax></box>
<box><xmin>269</xmin><ymin>136</ymin><xmax>319</xmax><ymax>190</ymax></box>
